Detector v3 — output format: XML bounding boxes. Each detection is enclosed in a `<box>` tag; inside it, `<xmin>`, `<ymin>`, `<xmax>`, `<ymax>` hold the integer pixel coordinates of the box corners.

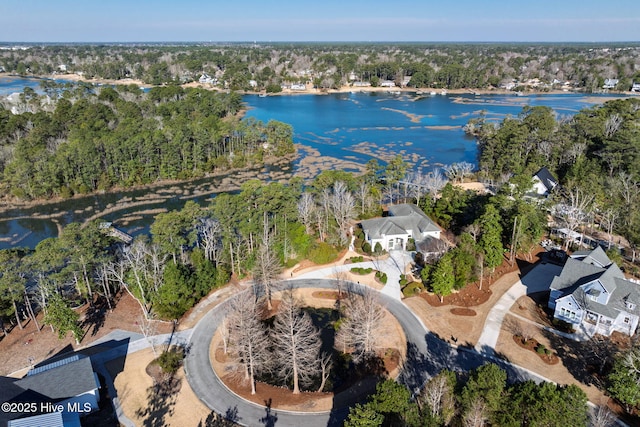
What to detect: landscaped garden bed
<box><xmin>512</xmin><ymin>335</ymin><xmax>559</xmax><ymax>365</ymax></box>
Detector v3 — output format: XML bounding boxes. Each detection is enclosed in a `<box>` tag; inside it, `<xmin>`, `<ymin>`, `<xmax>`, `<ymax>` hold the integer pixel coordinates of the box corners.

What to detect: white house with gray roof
<box><xmin>360</xmin><ymin>203</ymin><xmax>441</xmax><ymax>252</ymax></box>
<box><xmin>548</xmin><ymin>246</ymin><xmax>640</xmax><ymax>336</ymax></box>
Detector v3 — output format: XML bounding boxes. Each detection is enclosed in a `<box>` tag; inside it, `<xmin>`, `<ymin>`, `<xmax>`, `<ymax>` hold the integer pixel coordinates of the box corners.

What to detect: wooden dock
<box><xmin>99</xmin><ymin>222</ymin><xmax>133</xmax><ymax>244</ymax></box>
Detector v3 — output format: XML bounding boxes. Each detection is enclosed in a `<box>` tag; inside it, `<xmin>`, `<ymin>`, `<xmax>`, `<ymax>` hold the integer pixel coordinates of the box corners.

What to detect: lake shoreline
<box><xmin>4</xmin><ymin>72</ymin><xmax>639</xmax><ymax>98</ymax></box>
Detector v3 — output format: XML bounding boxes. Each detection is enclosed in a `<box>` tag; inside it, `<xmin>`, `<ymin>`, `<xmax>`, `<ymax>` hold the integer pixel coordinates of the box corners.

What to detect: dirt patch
<box><xmin>495</xmin><ymin>315</ymin><xmax>607</xmax><ymax>405</ymax></box>
<box><xmin>450</xmin><ymin>308</ymin><xmax>476</xmax><ymax>316</ymax></box>
<box><xmin>113</xmin><ymin>348</ymin><xmax>212</xmax><ymax>427</ymax></box>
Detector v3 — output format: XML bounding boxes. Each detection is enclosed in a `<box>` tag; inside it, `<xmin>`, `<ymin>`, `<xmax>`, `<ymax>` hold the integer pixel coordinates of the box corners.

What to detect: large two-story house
<box><xmin>360</xmin><ymin>203</ymin><xmax>441</xmax><ymax>252</ymax></box>
<box><xmin>548</xmin><ymin>246</ymin><xmax>640</xmax><ymax>336</ymax></box>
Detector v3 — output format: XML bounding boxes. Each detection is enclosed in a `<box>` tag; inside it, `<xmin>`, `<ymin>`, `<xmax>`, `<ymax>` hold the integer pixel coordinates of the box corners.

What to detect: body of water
<box><xmin>243</xmin><ymin>91</ymin><xmax>614</xmax><ymax>170</ymax></box>
<box><xmin>0</xmin><ymin>77</ymin><xmax>634</xmax><ymax>249</ymax></box>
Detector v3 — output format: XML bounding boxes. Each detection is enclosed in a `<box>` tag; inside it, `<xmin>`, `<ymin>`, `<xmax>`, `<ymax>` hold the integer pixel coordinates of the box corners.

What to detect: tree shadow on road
<box><xmin>259</xmin><ymin>398</ymin><xmax>278</xmax><ymax>427</ymax></box>
<box><xmin>198</xmin><ymin>407</ymin><xmax>241</xmax><ymax>426</ymax></box>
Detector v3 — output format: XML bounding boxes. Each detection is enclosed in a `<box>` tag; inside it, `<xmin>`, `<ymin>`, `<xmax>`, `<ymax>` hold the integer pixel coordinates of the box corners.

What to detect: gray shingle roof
<box><xmin>8</xmin><ymin>411</ymin><xmax>81</xmax><ymax>427</ymax></box>
<box><xmin>553</xmin><ymin>247</ymin><xmax>640</xmax><ymax>319</ymax></box>
<box><xmin>571</xmin><ymin>246</ymin><xmax>611</xmax><ymax>268</ymax></box>
<box><xmin>361</xmin><ymin>204</ymin><xmax>440</xmax><ymax>239</ymax></box>
<box><xmin>533</xmin><ymin>167</ymin><xmax>558</xmax><ymax>192</ymax></box>
<box><xmin>14</xmin><ymin>357</ymin><xmax>98</xmax><ymax>401</ymax></box>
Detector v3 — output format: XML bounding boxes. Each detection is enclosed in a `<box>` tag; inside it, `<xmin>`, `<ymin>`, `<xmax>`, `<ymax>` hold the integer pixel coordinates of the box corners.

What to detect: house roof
<box><xmin>360</xmin><ymin>217</ymin><xmax>408</xmax><ymax>239</ymax></box>
<box><xmin>361</xmin><ymin>204</ymin><xmax>440</xmax><ymax>239</ymax></box>
<box><xmin>8</xmin><ymin>411</ymin><xmax>81</xmax><ymax>427</ymax></box>
<box><xmin>14</xmin><ymin>356</ymin><xmax>98</xmax><ymax>401</ymax></box>
<box><xmin>552</xmin><ymin>247</ymin><xmax>640</xmax><ymax>319</ymax></box>
<box><xmin>571</xmin><ymin>246</ymin><xmax>611</xmax><ymax>268</ymax></box>
<box><xmin>533</xmin><ymin>167</ymin><xmax>558</xmax><ymax>192</ymax></box>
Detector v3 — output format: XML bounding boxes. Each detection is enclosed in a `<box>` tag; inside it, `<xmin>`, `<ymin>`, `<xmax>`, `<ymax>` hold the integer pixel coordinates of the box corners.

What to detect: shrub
<box><xmin>544</xmin><ymin>349</ymin><xmax>552</xmax><ymax>356</ymax></box>
<box><xmin>157</xmin><ymin>347</ymin><xmax>184</xmax><ymax>374</ymax></box>
<box><xmin>375</xmin><ymin>271</ymin><xmax>388</xmax><ymax>284</ymax></box>
<box><xmin>399</xmin><ymin>274</ymin><xmax>408</xmax><ymax>286</ymax></box>
<box><xmin>351</xmin><ymin>267</ymin><xmax>373</xmax><ymax>275</ymax></box>
<box><xmin>308</xmin><ymin>242</ymin><xmax>339</xmax><ymax>264</ymax></box>
<box><xmin>362</xmin><ymin>242</ymin><xmax>372</xmax><ymax>254</ymax></box>
<box><xmin>265</xmin><ymin>84</ymin><xmax>282</xmax><ymax>93</ymax></box>
<box><xmin>374</xmin><ymin>242</ymin><xmax>383</xmax><ymax>255</ymax></box>
<box><xmin>350</xmin><ymin>256</ymin><xmax>364</xmax><ymax>263</ymax></box>
<box><xmin>402</xmin><ymin>281</ymin><xmax>424</xmax><ymax>297</ymax></box>
<box><xmin>536</xmin><ymin>344</ymin><xmax>546</xmax><ymax>355</ymax></box>
<box><xmin>552</xmin><ymin>318</ymin><xmax>575</xmax><ymax>334</ymax></box>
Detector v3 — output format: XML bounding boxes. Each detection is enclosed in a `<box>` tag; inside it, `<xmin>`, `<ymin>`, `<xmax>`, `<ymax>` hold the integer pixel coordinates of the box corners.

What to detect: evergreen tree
<box><xmin>44</xmin><ymin>293</ymin><xmax>83</xmax><ymax>344</ymax></box>
<box><xmin>430</xmin><ymin>252</ymin><xmax>455</xmax><ymax>303</ymax></box>
<box><xmin>477</xmin><ymin>204</ymin><xmax>504</xmax><ymax>271</ymax></box>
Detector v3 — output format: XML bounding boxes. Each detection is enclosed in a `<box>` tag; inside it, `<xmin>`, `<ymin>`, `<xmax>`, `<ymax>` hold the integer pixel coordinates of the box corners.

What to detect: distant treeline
<box><xmin>0</xmin><ymin>84</ymin><xmax>295</xmax><ymax>199</ymax></box>
<box><xmin>1</xmin><ymin>42</ymin><xmax>640</xmax><ymax>91</ymax></box>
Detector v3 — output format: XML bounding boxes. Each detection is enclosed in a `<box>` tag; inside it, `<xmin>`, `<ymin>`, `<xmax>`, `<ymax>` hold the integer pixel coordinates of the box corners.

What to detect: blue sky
<box><xmin>1</xmin><ymin>0</ymin><xmax>639</xmax><ymax>42</ymax></box>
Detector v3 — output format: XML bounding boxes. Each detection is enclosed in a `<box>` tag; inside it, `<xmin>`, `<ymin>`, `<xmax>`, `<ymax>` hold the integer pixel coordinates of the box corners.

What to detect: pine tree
<box><xmin>431</xmin><ymin>253</ymin><xmax>455</xmax><ymax>303</ymax></box>
<box><xmin>477</xmin><ymin>204</ymin><xmax>504</xmax><ymax>271</ymax></box>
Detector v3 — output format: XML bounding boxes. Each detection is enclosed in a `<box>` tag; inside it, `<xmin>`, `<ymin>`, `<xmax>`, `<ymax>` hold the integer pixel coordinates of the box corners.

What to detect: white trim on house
<box><xmin>360</xmin><ymin>204</ymin><xmax>441</xmax><ymax>252</ymax></box>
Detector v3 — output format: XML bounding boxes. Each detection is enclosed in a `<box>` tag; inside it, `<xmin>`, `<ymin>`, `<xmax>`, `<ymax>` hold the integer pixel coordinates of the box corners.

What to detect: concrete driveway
<box><xmin>475</xmin><ymin>263</ymin><xmax>562</xmax><ymax>355</ymax></box>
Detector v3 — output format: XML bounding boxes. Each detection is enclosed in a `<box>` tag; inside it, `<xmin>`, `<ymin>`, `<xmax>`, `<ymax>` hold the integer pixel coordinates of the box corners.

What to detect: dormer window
<box><xmin>586</xmin><ymin>288</ymin><xmax>601</xmax><ymax>302</ymax></box>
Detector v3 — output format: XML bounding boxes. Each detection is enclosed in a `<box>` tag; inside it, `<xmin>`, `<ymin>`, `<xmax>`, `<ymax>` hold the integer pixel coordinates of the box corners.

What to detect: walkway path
<box><xmin>295</xmin><ymin>250</ymin><xmax>412</xmax><ymax>300</ymax></box>
<box><xmin>475</xmin><ymin>263</ymin><xmax>563</xmax><ymax>355</ymax></box>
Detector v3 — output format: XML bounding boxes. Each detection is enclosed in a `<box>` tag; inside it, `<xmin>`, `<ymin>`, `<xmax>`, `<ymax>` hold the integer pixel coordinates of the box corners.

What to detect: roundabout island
<box><xmin>184</xmin><ymin>278</ymin><xmax>501</xmax><ymax>427</ymax></box>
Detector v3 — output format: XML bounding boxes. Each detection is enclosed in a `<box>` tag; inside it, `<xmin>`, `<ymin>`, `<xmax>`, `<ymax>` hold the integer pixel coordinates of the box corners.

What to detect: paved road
<box><xmin>184</xmin><ymin>279</ymin><xmax>554</xmax><ymax>427</ymax></box>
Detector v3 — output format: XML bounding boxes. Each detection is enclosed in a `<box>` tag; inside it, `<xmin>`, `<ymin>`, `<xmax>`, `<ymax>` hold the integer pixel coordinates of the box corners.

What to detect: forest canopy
<box><xmin>0</xmin><ymin>84</ymin><xmax>295</xmax><ymax>199</ymax></box>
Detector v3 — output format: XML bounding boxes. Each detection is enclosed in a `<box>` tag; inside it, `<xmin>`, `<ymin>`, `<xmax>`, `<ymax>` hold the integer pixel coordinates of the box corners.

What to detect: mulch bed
<box><xmin>145</xmin><ymin>360</ymin><xmax>182</xmax><ymax>393</ymax></box>
<box><xmin>219</xmin><ymin>347</ymin><xmax>400</xmax><ymax>411</ymax></box>
<box><xmin>311</xmin><ymin>291</ymin><xmax>347</xmax><ymax>300</ymax></box>
<box><xmin>420</xmin><ymin>249</ymin><xmax>544</xmax><ymax>308</ymax></box>
<box><xmin>512</xmin><ymin>335</ymin><xmax>560</xmax><ymax>365</ymax></box>
<box><xmin>450</xmin><ymin>308</ymin><xmax>476</xmax><ymax>316</ymax></box>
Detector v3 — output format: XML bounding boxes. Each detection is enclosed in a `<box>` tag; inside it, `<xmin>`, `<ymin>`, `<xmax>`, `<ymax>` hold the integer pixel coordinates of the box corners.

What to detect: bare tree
<box><xmin>424</xmin><ymin>169</ymin><xmax>448</xmax><ymax>202</ymax></box>
<box><xmin>198</xmin><ymin>217</ymin><xmax>223</xmax><ymax>263</ymax></box>
<box><xmin>504</xmin><ymin>316</ymin><xmax>535</xmax><ymax>343</ymax></box>
<box><xmin>419</xmin><ymin>371</ymin><xmax>456</xmax><ymax>424</ymax></box>
<box><xmin>330</xmin><ymin>181</ymin><xmax>356</xmax><ymax>245</ymax></box>
<box><xmin>271</xmin><ymin>291</ymin><xmax>322</xmax><ymax>394</ymax></box>
<box><xmin>317</xmin><ymin>352</ymin><xmax>333</xmax><ymax>393</ymax></box>
<box><xmin>314</xmin><ymin>205</ymin><xmax>328</xmax><ymax>243</ymax></box>
<box><xmin>297</xmin><ymin>192</ymin><xmax>316</xmax><ymax>235</ymax></box>
<box><xmin>253</xmin><ymin>216</ymin><xmax>281</xmax><ymax>311</ymax></box>
<box><xmin>219</xmin><ymin>316</ymin><xmax>230</xmax><ymax>355</ymax></box>
<box><xmin>95</xmin><ymin>262</ymin><xmax>113</xmax><ymax>311</ymax></box>
<box><xmin>335</xmin><ymin>286</ymin><xmax>386</xmax><ymax>362</ymax></box>
<box><xmin>464</xmin><ymin>223</ymin><xmax>481</xmax><ymax>243</ymax></box>
<box><xmin>463</xmin><ymin>398</ymin><xmax>488</xmax><ymax>427</ymax></box>
<box><xmin>227</xmin><ymin>290</ymin><xmax>271</xmax><ymax>395</ymax></box>
<box><xmin>355</xmin><ymin>181</ymin><xmax>370</xmax><ymax>215</ymax></box>
<box><xmin>600</xmin><ymin>208</ymin><xmax>618</xmax><ymax>249</ymax></box>
<box><xmin>590</xmin><ymin>404</ymin><xmax>616</xmax><ymax>427</ymax></box>
<box><xmin>604</xmin><ymin>113</ymin><xmax>623</xmax><ymax>138</ymax></box>
<box><xmin>138</xmin><ymin>315</ymin><xmax>159</xmax><ymax>356</ymax></box>
<box><xmin>556</xmin><ymin>186</ymin><xmax>595</xmax><ymax>250</ymax></box>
